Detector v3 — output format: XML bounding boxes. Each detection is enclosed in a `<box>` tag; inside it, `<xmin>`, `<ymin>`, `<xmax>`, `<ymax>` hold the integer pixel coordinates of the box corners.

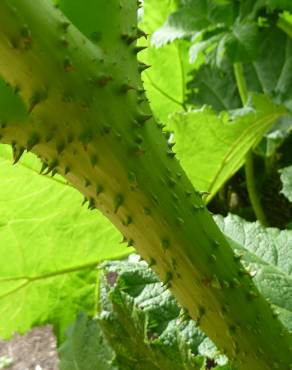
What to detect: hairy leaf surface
<box><xmin>216</xmin><ymin>214</ymin><xmax>292</xmax><ymax>330</ymax></box>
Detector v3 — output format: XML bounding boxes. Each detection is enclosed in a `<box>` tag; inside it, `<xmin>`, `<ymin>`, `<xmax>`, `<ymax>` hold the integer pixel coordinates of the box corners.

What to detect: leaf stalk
<box><xmin>233</xmin><ymin>63</ymin><xmax>268</xmax><ymax>226</ymax></box>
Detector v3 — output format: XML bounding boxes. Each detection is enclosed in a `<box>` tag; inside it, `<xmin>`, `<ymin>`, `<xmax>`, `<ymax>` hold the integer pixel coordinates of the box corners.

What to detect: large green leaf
<box><xmin>168</xmin><ymin>94</ymin><xmax>287</xmax><ymax>199</ymax></box>
<box><xmin>215</xmin><ymin>213</ymin><xmax>292</xmax><ymax>330</ymax></box>
<box><xmin>0</xmin><ymin>145</ymin><xmax>131</xmax><ymax>341</ymax></box>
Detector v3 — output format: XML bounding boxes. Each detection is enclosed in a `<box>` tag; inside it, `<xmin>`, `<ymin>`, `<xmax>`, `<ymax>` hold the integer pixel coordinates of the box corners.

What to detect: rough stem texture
<box><xmin>0</xmin><ymin>1</ymin><xmax>290</xmax><ymax>369</ymax></box>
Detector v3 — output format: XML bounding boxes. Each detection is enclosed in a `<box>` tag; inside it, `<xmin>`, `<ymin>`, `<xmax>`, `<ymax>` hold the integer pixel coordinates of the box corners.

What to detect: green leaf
<box><xmin>0</xmin><ymin>145</ymin><xmax>131</xmax><ymax>341</ymax></box>
<box><xmin>279</xmin><ymin>165</ymin><xmax>292</xmax><ymax>202</ymax></box>
<box><xmin>153</xmin><ymin>1</ymin><xmax>292</xmax><ymax>100</ymax></box>
<box><xmin>188</xmin><ymin>33</ymin><xmax>223</xmax><ymax>65</ymax></box>
<box><xmin>215</xmin><ymin>213</ymin><xmax>292</xmax><ymax>330</ymax></box>
<box><xmin>151</xmin><ymin>7</ymin><xmax>209</xmax><ymax>47</ymax></box>
<box><xmin>141</xmin><ymin>0</ymin><xmax>177</xmax><ymax>36</ymax></box>
<box><xmin>187</xmin><ymin>64</ymin><xmax>241</xmax><ymax>111</ymax></box>
<box><xmin>254</xmin><ymin>116</ymin><xmax>292</xmax><ymax>158</ymax></box>
<box><xmin>152</xmin><ymin>0</ymin><xmax>236</xmax><ymax>47</ymax></box>
<box><xmin>58</xmin><ymin>256</ymin><xmax>240</xmax><ymax>369</ymax></box>
<box><xmin>222</xmin><ymin>20</ymin><xmax>259</xmax><ymax>64</ymax></box>
<box><xmin>202</xmin><ymin>24</ymin><xmax>292</xmax><ymax>110</ymax></box>
<box><xmin>58</xmin><ymin>313</ymin><xmax>117</xmax><ymax>370</ymax></box>
<box><xmin>243</xmin><ymin>25</ymin><xmax>292</xmax><ymax>107</ymax></box>
<box><xmin>152</xmin><ymin>1</ymin><xmax>261</xmax><ymax>66</ymax></box>
<box><xmin>140</xmin><ymin>42</ymin><xmax>191</xmax><ymax>122</ymax></box>
<box><xmin>97</xmin><ymin>259</ymin><xmax>228</xmax><ymax>370</ymax></box>
<box><xmin>168</xmin><ymin>94</ymin><xmax>287</xmax><ymax>199</ymax></box>
<box><xmin>187</xmin><ymin>23</ymin><xmax>292</xmax><ymax>113</ymax></box>
<box><xmin>140</xmin><ymin>0</ymin><xmax>192</xmax><ymax>122</ymax></box>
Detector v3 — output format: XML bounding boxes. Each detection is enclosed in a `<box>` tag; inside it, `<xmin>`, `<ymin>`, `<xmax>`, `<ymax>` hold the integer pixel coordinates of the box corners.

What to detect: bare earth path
<box><xmin>0</xmin><ymin>326</ymin><xmax>58</xmax><ymax>370</ymax></box>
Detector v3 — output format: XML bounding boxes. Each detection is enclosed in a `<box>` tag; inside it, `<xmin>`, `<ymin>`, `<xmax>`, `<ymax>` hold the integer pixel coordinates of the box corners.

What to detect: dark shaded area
<box><xmin>209</xmin><ymin>135</ymin><xmax>292</xmax><ymax>229</ymax></box>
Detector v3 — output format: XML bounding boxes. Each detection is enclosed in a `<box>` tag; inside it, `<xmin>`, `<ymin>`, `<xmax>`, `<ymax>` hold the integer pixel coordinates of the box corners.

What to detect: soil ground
<box><xmin>0</xmin><ymin>326</ymin><xmax>58</xmax><ymax>370</ymax></box>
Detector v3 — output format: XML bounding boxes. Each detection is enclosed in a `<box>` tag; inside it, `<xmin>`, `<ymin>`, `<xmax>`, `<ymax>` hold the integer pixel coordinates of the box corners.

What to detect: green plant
<box><xmin>0</xmin><ymin>1</ymin><xmax>291</xmax><ymax>369</ymax></box>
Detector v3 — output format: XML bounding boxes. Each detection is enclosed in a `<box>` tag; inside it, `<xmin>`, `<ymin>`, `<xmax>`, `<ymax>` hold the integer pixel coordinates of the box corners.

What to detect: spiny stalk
<box><xmin>0</xmin><ymin>1</ymin><xmax>290</xmax><ymax>369</ymax></box>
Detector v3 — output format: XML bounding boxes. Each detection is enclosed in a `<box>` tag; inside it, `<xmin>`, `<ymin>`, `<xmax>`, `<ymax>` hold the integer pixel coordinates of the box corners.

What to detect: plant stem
<box><xmin>233</xmin><ymin>63</ymin><xmax>268</xmax><ymax>225</ymax></box>
<box><xmin>233</xmin><ymin>63</ymin><xmax>248</xmax><ymax>105</ymax></box>
<box><xmin>245</xmin><ymin>152</ymin><xmax>268</xmax><ymax>225</ymax></box>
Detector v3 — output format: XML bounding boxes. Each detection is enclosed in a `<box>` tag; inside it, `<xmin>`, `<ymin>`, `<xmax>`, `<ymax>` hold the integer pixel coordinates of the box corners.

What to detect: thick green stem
<box><xmin>0</xmin><ymin>2</ymin><xmax>290</xmax><ymax>369</ymax></box>
<box><xmin>233</xmin><ymin>63</ymin><xmax>268</xmax><ymax>226</ymax></box>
